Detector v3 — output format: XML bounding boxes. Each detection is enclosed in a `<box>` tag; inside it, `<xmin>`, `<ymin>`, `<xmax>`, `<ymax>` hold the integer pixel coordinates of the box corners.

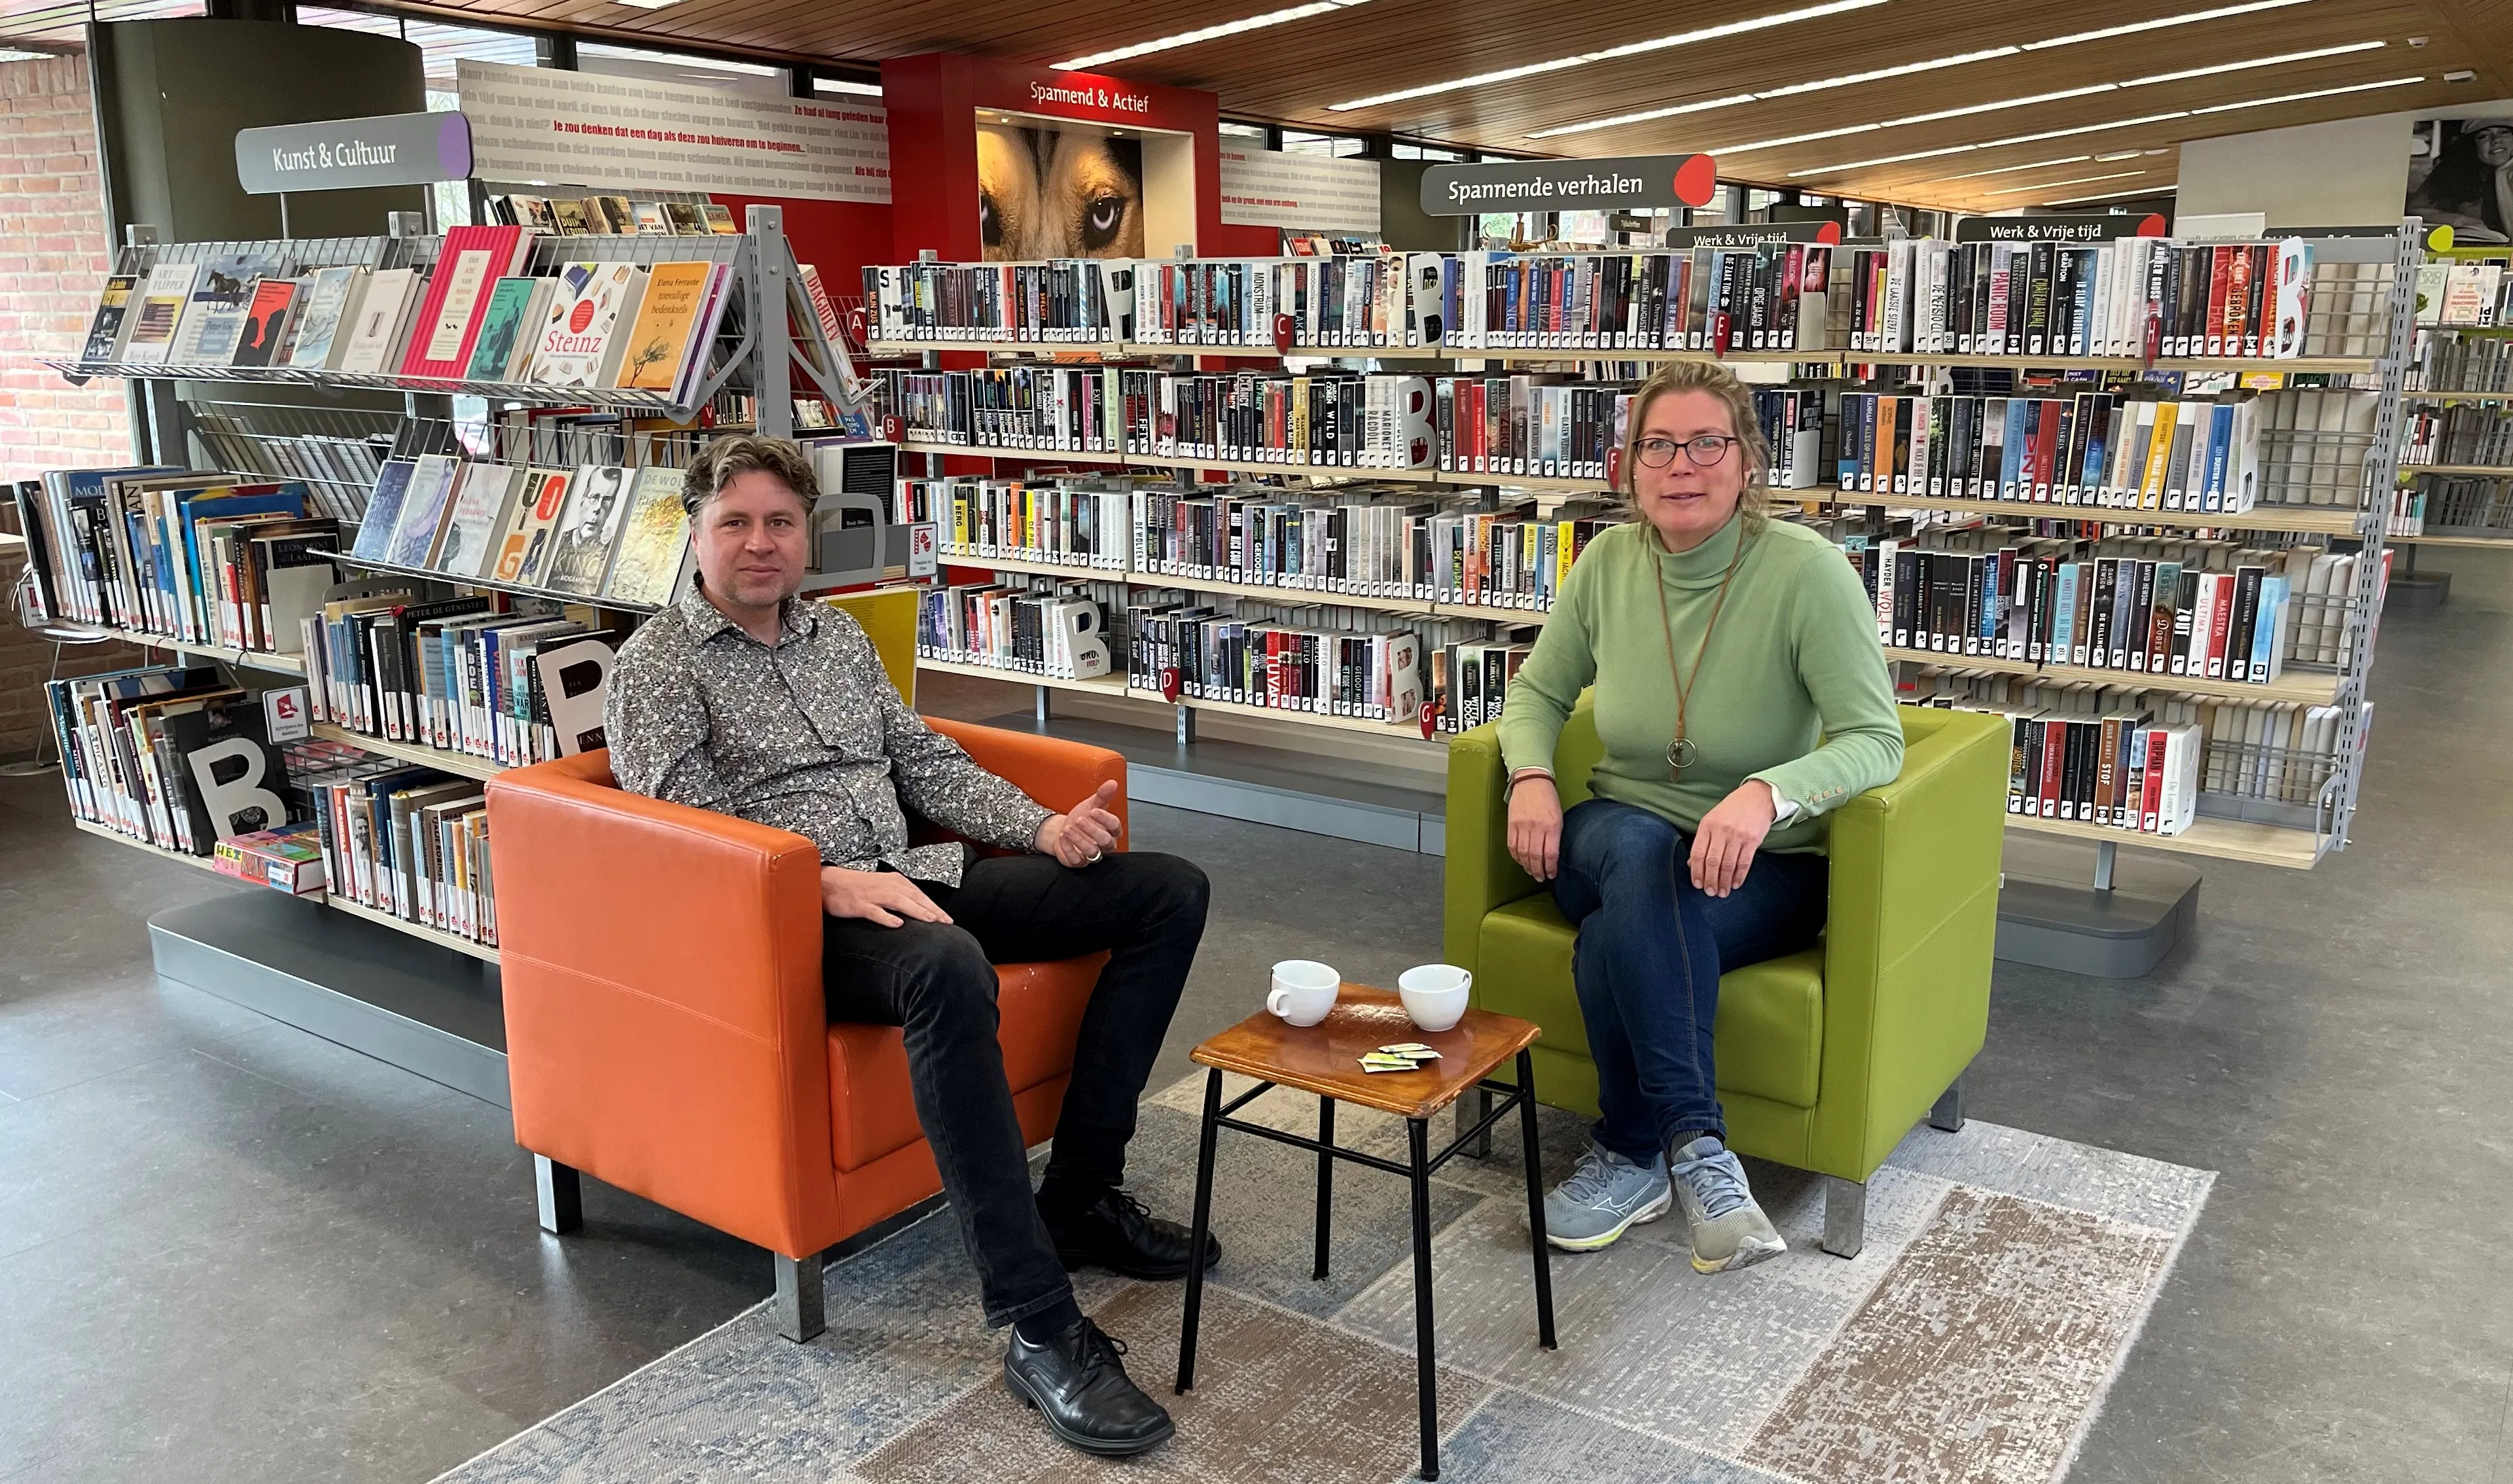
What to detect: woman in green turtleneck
<box><xmin>1496</xmin><ymin>360</ymin><xmax>1902</xmax><ymax>1271</ymax></box>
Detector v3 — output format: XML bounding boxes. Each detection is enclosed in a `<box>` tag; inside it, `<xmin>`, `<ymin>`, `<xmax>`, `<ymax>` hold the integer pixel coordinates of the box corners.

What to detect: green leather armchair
<box><xmin>1444</xmin><ymin>700</ymin><xmax>2010</xmax><ymax>1256</ymax></box>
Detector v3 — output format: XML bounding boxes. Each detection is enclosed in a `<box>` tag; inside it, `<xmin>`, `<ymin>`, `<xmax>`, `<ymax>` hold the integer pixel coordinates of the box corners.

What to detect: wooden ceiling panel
<box><xmin>381</xmin><ymin>0</ymin><xmax>2508</xmax><ymax>211</ymax></box>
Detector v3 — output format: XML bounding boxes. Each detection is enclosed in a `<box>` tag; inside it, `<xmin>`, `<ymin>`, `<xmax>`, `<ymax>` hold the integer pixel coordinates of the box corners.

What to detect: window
<box><xmin>1280</xmin><ymin>130</ymin><xmax>1366</xmax><ymax>159</ymax></box>
<box><xmin>813</xmin><ymin>77</ymin><xmax>883</xmax><ymax>97</ymax></box>
<box><xmin>0</xmin><ymin>0</ymin><xmax>201</xmax><ymax>48</ymax></box>
<box><xmin>1219</xmin><ymin>121</ymin><xmax>1270</xmax><ymax>140</ymax></box>
<box><xmin>578</xmin><ymin>41</ymin><xmax>789</xmax><ymax>99</ymax></box>
<box><xmin>1391</xmin><ymin>143</ymin><xmax>1467</xmax><ymax>161</ymax></box>
<box><xmin>296</xmin><ymin>7</ymin><xmax>537</xmax><ymax>92</ymax></box>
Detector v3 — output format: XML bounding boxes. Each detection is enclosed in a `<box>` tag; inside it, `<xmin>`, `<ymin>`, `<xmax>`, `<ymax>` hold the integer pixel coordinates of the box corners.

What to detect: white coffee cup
<box><xmin>1267</xmin><ymin>960</ymin><xmax>1341</xmax><ymax>1027</ymax></box>
<box><xmin>1397</xmin><ymin>963</ymin><xmax>1473</xmax><ymax>1033</ymax></box>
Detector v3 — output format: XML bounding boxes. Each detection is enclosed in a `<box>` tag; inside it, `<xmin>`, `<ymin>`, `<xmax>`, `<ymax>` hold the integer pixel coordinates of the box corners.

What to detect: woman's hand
<box><xmin>822</xmin><ymin>865</ymin><xmax>952</xmax><ymax>928</ymax></box>
<box><xmin>1690</xmin><ymin>782</ymin><xmax>1779</xmax><ymax>898</ymax></box>
<box><xmin>1506</xmin><ymin>771</ymin><xmax>1563</xmax><ymax>881</ymax></box>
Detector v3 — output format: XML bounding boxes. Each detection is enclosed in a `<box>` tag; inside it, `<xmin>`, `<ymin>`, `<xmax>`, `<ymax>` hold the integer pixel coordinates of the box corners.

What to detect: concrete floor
<box><xmin>2</xmin><ymin>601</ymin><xmax>2508</xmax><ymax>1483</ymax></box>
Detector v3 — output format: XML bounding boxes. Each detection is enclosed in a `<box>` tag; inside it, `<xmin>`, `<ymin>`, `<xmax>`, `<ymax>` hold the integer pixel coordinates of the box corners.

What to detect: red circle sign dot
<box><xmin>1673</xmin><ymin>154</ymin><xmax>1718</xmax><ymax>208</ymax></box>
<box><xmin>1816</xmin><ymin>221</ymin><xmax>1842</xmax><ymax>245</ymax></box>
<box><xmin>569</xmin><ymin>299</ymin><xmax>597</xmax><ymax>334</ymax></box>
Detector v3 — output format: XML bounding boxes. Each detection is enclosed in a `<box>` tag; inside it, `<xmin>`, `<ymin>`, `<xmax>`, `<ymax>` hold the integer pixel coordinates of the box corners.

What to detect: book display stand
<box><xmin>870</xmin><ymin>221</ymin><xmax>2421</xmax><ymax>976</ymax></box>
<box><xmin>37</xmin><ymin>205</ymin><xmax>876</xmax><ymax>1103</ymax></box>
<box><xmin>2389</xmin><ymin>241</ymin><xmax>2513</xmax><ymax>606</ymax></box>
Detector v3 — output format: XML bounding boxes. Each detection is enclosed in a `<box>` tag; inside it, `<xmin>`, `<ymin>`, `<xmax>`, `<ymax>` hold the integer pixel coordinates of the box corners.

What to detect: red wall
<box><xmin>712</xmin><ymin>193</ymin><xmax>893</xmax><ymax>310</ymax></box>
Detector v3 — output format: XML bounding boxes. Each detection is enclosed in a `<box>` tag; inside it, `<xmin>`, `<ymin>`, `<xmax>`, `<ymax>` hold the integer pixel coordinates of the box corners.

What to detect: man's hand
<box><xmin>1689</xmin><ymin>781</ymin><xmax>1781</xmax><ymax>898</ymax></box>
<box><xmin>1506</xmin><ymin>771</ymin><xmax>1563</xmax><ymax>881</ymax></box>
<box><xmin>821</xmin><ymin>865</ymin><xmax>952</xmax><ymax>928</ymax></box>
<box><xmin>1036</xmin><ymin>780</ymin><xmax>1123</xmax><ymax>868</ymax></box>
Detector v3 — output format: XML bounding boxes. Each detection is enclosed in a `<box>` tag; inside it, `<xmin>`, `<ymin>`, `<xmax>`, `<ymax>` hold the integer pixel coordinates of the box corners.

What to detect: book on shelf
<box><xmin>599</xmin><ymin>465</ymin><xmax>696</xmax><ymax>607</ymax></box>
<box><xmin>1845</xmin><ymin>531</ymin><xmax>2344</xmax><ymax>683</ymax></box>
<box><xmin>543</xmin><ymin>463</ymin><xmax>634</xmax><ymax>597</ymax></box>
<box><xmin>48</xmin><ymin>663</ymin><xmax>301</xmax><ymax>854</ymax></box>
<box><xmin>488</xmin><ymin>466</ymin><xmax>575</xmax><ymax>585</ymax></box>
<box><xmin>120</xmin><ymin>262</ymin><xmax>198</xmax><ymax>364</ymax></box>
<box><xmin>701</xmin><ymin>202</ymin><xmax>738</xmax><ymax>235</ymax></box>
<box><xmin>464</xmin><ymin>275</ymin><xmax>559</xmax><ymax>381</ymax></box>
<box><xmin>229</xmin><ymin>277</ymin><xmax>300</xmax><ymax>368</ymax></box>
<box><xmin>433</xmin><ymin>463</ymin><xmax>527</xmax><ymax>580</ymax></box>
<box><xmin>213</xmin><ymin>822</ymin><xmax>327</xmax><ymax>895</ymax></box>
<box><xmin>1846</xmin><ymin>237</ymin><xmax>2312</xmax><ymax>361</ymax></box>
<box><xmin>381</xmin><ymin>453</ymin><xmax>462</xmax><ymax>569</ymax></box>
<box><xmin>336</xmin><ymin>268</ymin><xmax>425</xmax><ymax>376</ymax></box>
<box><xmin>168</xmin><ymin>249</ymin><xmax>286</xmax><ymax>366</ymax></box>
<box><xmin>81</xmin><ymin>274</ymin><xmax>139</xmax><ymax>362</ymax></box>
<box><xmin>286</xmin><ymin>265</ymin><xmax>372</xmax><ymax>371</ymax></box>
<box><xmin>528</xmin><ymin>261</ymin><xmax>651</xmax><ymax>388</ymax></box>
<box><xmin>616</xmin><ymin>260</ymin><xmax>719</xmax><ymax>393</ymax></box>
<box><xmin>1831</xmin><ymin>389</ymin><xmax>2266</xmax><ymax>513</ymax></box>
<box><xmin>401</xmin><ymin>224</ymin><xmax>533</xmax><ymax>380</ymax></box>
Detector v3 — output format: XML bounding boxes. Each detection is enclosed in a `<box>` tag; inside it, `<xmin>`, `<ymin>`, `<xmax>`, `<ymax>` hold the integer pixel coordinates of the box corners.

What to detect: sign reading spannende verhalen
<box><xmin>1419</xmin><ymin>154</ymin><xmax>1719</xmax><ymax>216</ymax></box>
<box><xmin>234</xmin><ymin>111</ymin><xmax>474</xmax><ymax>195</ymax></box>
<box><xmin>456</xmin><ymin>60</ymin><xmax>891</xmax><ymax>203</ymax></box>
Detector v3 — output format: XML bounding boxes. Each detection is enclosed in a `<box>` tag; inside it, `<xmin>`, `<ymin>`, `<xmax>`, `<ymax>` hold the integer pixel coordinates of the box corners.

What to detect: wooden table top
<box><xmin>1190</xmin><ymin>984</ymin><xmax>1541</xmax><ymax>1120</ymax></box>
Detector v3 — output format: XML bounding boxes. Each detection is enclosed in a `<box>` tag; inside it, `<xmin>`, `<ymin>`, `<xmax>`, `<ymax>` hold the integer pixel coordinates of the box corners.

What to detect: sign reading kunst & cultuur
<box><xmin>234</xmin><ymin>111</ymin><xmax>475</xmax><ymax>195</ymax></box>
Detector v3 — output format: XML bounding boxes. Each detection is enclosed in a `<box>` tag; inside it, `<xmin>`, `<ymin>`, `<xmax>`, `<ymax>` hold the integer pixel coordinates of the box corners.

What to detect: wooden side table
<box><xmin>1174</xmin><ymin>985</ymin><xmax>1557</xmax><ymax>1482</ymax></box>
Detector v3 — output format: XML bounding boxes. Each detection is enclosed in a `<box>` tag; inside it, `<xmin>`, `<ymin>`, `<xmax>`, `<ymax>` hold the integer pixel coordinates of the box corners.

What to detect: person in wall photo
<box><xmin>602</xmin><ymin>434</ymin><xmax>1214</xmax><ymax>1458</ymax></box>
<box><xmin>2408</xmin><ymin>118</ymin><xmax>2513</xmax><ymax>244</ymax></box>
<box><xmin>1494</xmin><ymin>362</ymin><xmax>1904</xmax><ymax>1270</ymax></box>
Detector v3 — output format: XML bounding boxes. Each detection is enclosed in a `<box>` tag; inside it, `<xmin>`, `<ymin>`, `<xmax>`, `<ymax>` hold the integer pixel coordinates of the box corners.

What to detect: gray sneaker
<box><xmin>1542</xmin><ymin>1140</ymin><xmax>1672</xmax><ymax>1252</ymax></box>
<box><xmin>1669</xmin><ymin>1136</ymin><xmax>1787</xmax><ymax>1273</ymax></box>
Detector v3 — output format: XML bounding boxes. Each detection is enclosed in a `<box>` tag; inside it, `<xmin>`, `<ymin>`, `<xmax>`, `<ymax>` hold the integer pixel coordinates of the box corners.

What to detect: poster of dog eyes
<box><xmin>2407</xmin><ymin>118</ymin><xmax>2513</xmax><ymax>245</ymax></box>
<box><xmin>977</xmin><ymin>122</ymin><xmax>1147</xmax><ymax>260</ymax></box>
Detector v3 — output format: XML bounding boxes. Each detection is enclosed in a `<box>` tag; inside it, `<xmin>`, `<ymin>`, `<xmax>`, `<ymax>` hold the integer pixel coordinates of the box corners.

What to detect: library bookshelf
<box><xmin>893</xmin><ymin>224</ymin><xmax>2417</xmax><ymax>875</ymax></box>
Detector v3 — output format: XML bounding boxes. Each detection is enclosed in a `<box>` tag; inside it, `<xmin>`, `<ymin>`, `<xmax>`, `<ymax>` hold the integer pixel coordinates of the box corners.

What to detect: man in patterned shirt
<box><xmin>605</xmin><ymin>435</ymin><xmax>1210</xmax><ymax>1458</ymax></box>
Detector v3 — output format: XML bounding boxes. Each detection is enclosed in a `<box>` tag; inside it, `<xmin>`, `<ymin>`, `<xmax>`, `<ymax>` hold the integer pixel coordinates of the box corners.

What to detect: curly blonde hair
<box><xmin>1616</xmin><ymin>360</ymin><xmax>1770</xmax><ymax>536</ymax></box>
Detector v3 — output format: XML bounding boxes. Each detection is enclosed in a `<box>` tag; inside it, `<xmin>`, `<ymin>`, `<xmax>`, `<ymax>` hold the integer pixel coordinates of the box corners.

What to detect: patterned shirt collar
<box><xmin>676</xmin><ymin>584</ymin><xmax>820</xmax><ymax>648</ymax></box>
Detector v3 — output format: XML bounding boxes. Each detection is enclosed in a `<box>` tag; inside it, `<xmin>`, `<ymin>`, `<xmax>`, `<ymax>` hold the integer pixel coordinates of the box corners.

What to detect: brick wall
<box><xmin>1</xmin><ymin>52</ymin><xmax>141</xmax><ymax>760</ymax></box>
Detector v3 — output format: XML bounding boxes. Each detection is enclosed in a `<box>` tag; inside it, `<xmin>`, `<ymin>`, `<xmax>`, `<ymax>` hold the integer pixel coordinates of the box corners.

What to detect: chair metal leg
<box><xmin>1407</xmin><ymin>1116</ymin><xmax>1442</xmax><ymax>1482</ymax></box>
<box><xmin>1514</xmin><ymin>1050</ymin><xmax>1557</xmax><ymax>1351</ymax></box>
<box><xmin>1820</xmin><ymin>1176</ymin><xmax>1866</xmax><ymax>1260</ymax></box>
<box><xmin>1456</xmin><ymin>1086</ymin><xmax>1493</xmax><ymax>1159</ymax></box>
<box><xmin>1176</xmin><ymin>1068</ymin><xmax>1223</xmax><ymax>1394</ymax></box>
<box><xmin>774</xmin><ymin>1249</ymin><xmax>826</xmax><ymax>1343</ymax></box>
<box><xmin>1929</xmin><ymin>1074</ymin><xmax>1967</xmax><ymax>1133</ymax></box>
<box><xmin>534</xmin><ymin>1155</ymin><xmax>581</xmax><ymax>1235</ymax></box>
<box><xmin>1313</xmin><ymin>1095</ymin><xmax>1335</xmax><ymax>1281</ymax></box>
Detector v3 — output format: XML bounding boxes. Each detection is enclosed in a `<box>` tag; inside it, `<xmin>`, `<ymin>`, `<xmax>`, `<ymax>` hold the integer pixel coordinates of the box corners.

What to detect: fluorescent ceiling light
<box><xmin>1328</xmin><ymin>0</ymin><xmax>1883</xmax><ymax>111</ymax></box>
<box><xmin>2094</xmin><ymin>149</ymin><xmax>2142</xmax><ymax>160</ymax></box>
<box><xmin>612</xmin><ymin>0</ymin><xmax>683</xmax><ymax>9</ymax></box>
<box><xmin>1754</xmin><ymin>46</ymin><xmax>2019</xmax><ymax>101</ymax></box>
<box><xmin>1056</xmin><ymin>0</ymin><xmax>1370</xmax><ymax>71</ymax></box>
<box><xmin>2042</xmin><ymin>185</ymin><xmax>2180</xmax><ymax>204</ymax></box>
<box><xmin>2188</xmin><ymin>74</ymin><xmax>2425</xmax><ymax>113</ymax></box>
<box><xmin>1524</xmin><ymin>95</ymin><xmax>1758</xmax><ymax>139</ymax></box>
<box><xmin>1880</xmin><ymin>84</ymin><xmax>2117</xmax><ymax>128</ymax></box>
<box><xmin>2121</xmin><ymin>40</ymin><xmax>2383</xmax><ymax>86</ymax></box>
<box><xmin>1985</xmin><ymin>170</ymin><xmax>2145</xmax><ymax>194</ymax></box>
<box><xmin>813</xmin><ymin>79</ymin><xmax>883</xmax><ymax>96</ymax></box>
<box><xmin>1787</xmin><ymin>74</ymin><xmax>2422</xmax><ymax>179</ymax></box>
<box><xmin>1937</xmin><ymin>155</ymin><xmax>2094</xmax><ymax>179</ymax></box>
<box><xmin>2020</xmin><ymin>0</ymin><xmax>2314</xmax><ymax>50</ymax></box>
<box><xmin>1705</xmin><ymin>122</ymin><xmax>1882</xmax><ymax>154</ymax></box>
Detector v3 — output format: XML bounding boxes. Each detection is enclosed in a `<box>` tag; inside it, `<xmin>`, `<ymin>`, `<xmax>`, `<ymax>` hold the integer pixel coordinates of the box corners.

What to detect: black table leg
<box><xmin>1408</xmin><ymin>1116</ymin><xmax>1440</xmax><ymax>1481</ymax></box>
<box><xmin>1516</xmin><ymin>1048</ymin><xmax>1558</xmax><ymax>1351</ymax></box>
<box><xmin>1313</xmin><ymin>1095</ymin><xmax>1335</xmax><ymax>1281</ymax></box>
<box><xmin>1177</xmin><ymin>1067</ymin><xmax>1222</xmax><ymax>1394</ymax></box>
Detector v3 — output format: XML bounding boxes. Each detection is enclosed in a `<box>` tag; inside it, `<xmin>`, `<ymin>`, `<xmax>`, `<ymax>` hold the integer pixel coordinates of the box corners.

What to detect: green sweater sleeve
<box><xmin>1747</xmin><ymin>543</ymin><xmax>1905</xmax><ymax>819</ymax></box>
<box><xmin>1495</xmin><ymin>544</ymin><xmax>1596</xmax><ymax>777</ymax></box>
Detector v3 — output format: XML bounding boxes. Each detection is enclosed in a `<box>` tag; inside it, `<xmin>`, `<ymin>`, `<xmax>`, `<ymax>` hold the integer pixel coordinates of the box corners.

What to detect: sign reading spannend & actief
<box><xmin>1420</xmin><ymin>154</ymin><xmax>1719</xmax><ymax>216</ymax></box>
<box><xmin>235</xmin><ymin>111</ymin><xmax>475</xmax><ymax>195</ymax></box>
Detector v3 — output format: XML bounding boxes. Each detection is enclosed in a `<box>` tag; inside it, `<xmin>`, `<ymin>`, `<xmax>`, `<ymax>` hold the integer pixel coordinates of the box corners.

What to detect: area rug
<box><xmin>433</xmin><ymin>1074</ymin><xmax>2212</xmax><ymax>1484</ymax></box>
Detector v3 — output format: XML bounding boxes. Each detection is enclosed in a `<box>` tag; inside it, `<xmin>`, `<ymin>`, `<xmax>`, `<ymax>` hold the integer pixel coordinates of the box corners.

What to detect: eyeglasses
<box><xmin>1631</xmin><ymin>434</ymin><xmax>1739</xmax><ymax>469</ymax></box>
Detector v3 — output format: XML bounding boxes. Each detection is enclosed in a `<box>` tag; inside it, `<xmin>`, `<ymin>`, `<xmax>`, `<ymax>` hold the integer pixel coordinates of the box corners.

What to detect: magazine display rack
<box><xmin>39</xmin><ymin>207</ymin><xmax>874</xmax><ymax>1098</ymax></box>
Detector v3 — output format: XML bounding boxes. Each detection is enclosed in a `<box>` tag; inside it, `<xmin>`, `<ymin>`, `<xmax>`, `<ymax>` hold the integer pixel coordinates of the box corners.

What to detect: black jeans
<box><xmin>820</xmin><ymin>849</ymin><xmax>1209</xmax><ymax>1328</ymax></box>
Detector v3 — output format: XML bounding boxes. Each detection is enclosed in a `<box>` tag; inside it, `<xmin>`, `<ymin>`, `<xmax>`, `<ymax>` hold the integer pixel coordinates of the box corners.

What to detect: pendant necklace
<box><xmin>1654</xmin><ymin>522</ymin><xmax>1751</xmax><ymax>782</ymax></box>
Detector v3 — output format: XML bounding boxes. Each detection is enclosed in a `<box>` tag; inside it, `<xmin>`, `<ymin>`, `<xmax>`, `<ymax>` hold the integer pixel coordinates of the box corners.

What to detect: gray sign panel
<box><xmin>236</xmin><ymin>111</ymin><xmax>474</xmax><ymax>196</ymax></box>
<box><xmin>1954</xmin><ymin>211</ymin><xmax>2167</xmax><ymax>243</ymax></box>
<box><xmin>1422</xmin><ymin>153</ymin><xmax>1717</xmax><ymax>216</ymax></box>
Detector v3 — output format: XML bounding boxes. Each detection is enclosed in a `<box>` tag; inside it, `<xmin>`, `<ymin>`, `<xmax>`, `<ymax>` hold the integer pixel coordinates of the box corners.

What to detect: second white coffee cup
<box><xmin>1397</xmin><ymin>963</ymin><xmax>1473</xmax><ymax>1033</ymax></box>
<box><xmin>1268</xmin><ymin>959</ymin><xmax>1341</xmax><ymax>1027</ymax></box>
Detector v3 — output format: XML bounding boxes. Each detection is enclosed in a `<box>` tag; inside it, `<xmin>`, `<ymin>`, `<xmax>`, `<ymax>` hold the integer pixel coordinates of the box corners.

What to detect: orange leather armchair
<box><xmin>484</xmin><ymin>718</ymin><xmax>1126</xmax><ymax>1341</ymax></box>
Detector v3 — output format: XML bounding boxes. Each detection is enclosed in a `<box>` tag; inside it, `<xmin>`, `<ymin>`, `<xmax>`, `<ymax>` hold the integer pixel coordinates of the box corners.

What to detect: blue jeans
<box><xmin>1552</xmin><ymin>797</ymin><xmax>1830</xmax><ymax>1163</ymax></box>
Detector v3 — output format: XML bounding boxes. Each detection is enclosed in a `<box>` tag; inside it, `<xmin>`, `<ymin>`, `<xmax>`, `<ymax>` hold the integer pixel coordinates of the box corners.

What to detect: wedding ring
<box><xmin>1086</xmin><ymin>851</ymin><xmax>1104</xmax><ymax>864</ymax></box>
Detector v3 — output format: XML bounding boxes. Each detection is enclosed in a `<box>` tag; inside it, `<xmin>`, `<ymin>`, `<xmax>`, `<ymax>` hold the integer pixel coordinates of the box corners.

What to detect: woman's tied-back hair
<box><xmin>1616</xmin><ymin>360</ymin><xmax>1771</xmax><ymax>535</ymax></box>
<box><xmin>681</xmin><ymin>433</ymin><xmax>820</xmax><ymax>518</ymax></box>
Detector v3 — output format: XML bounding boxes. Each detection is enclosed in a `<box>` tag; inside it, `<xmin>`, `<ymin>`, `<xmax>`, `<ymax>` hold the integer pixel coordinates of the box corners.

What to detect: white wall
<box><xmin>2176</xmin><ymin>97</ymin><xmax>2513</xmax><ymax>228</ymax></box>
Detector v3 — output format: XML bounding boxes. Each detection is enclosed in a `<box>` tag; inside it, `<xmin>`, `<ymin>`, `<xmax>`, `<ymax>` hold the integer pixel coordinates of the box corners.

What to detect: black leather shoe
<box><xmin>1003</xmin><ymin>1318</ymin><xmax>1175</xmax><ymax>1456</ymax></box>
<box><xmin>1043</xmin><ymin>1188</ymin><xmax>1221</xmax><ymax>1280</ymax></box>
